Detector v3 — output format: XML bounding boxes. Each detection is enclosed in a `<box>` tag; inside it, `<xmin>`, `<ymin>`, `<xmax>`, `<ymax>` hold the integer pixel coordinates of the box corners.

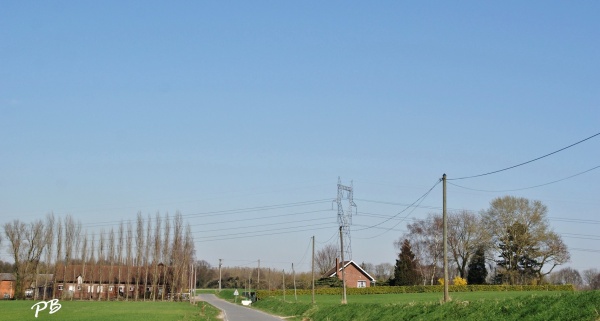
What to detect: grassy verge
<box><xmin>0</xmin><ymin>300</ymin><xmax>222</xmax><ymax>321</ymax></box>
<box><xmin>251</xmin><ymin>290</ymin><xmax>600</xmax><ymax>321</ymax></box>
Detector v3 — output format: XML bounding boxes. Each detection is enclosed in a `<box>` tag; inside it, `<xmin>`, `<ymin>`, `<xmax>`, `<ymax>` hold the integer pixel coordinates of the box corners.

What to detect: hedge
<box><xmin>256</xmin><ymin>284</ymin><xmax>575</xmax><ymax>299</ymax></box>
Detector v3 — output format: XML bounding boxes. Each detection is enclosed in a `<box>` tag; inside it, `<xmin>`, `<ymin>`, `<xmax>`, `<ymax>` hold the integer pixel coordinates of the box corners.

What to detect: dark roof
<box><xmin>323</xmin><ymin>260</ymin><xmax>376</xmax><ymax>282</ymax></box>
<box><xmin>0</xmin><ymin>273</ymin><xmax>16</xmax><ymax>281</ymax></box>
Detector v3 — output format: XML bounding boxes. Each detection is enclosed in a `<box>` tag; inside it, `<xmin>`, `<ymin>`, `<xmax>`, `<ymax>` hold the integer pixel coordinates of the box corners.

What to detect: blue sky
<box><xmin>1</xmin><ymin>2</ymin><xmax>599</xmax><ymax>273</ymax></box>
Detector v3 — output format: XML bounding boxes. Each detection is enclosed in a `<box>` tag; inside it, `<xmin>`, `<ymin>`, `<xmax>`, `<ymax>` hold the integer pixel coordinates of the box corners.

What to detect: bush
<box><xmin>454</xmin><ymin>276</ymin><xmax>467</xmax><ymax>286</ymax></box>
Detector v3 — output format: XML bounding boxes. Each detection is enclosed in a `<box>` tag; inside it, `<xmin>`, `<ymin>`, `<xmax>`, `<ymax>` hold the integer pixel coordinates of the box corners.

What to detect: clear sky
<box><xmin>1</xmin><ymin>2</ymin><xmax>599</xmax><ymax>273</ymax></box>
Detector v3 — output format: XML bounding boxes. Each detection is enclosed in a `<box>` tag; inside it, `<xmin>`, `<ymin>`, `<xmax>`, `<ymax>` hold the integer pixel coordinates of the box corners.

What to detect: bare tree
<box><xmin>43</xmin><ymin>214</ymin><xmax>55</xmax><ymax>300</ymax></box>
<box><xmin>97</xmin><ymin>229</ymin><xmax>106</xmax><ymax>301</ymax></box>
<box><xmin>152</xmin><ymin>213</ymin><xmax>162</xmax><ymax>301</ymax></box>
<box><xmin>117</xmin><ymin>221</ymin><xmax>124</xmax><ymax>300</ymax></box>
<box><xmin>63</xmin><ymin>215</ymin><xmax>76</xmax><ymax>299</ymax></box>
<box><xmin>71</xmin><ymin>221</ymin><xmax>82</xmax><ymax>300</ymax></box>
<box><xmin>171</xmin><ymin>212</ymin><xmax>184</xmax><ymax>300</ymax></box>
<box><xmin>582</xmin><ymin>269</ymin><xmax>600</xmax><ymax>290</ymax></box>
<box><xmin>54</xmin><ymin>216</ymin><xmax>63</xmax><ymax>297</ymax></box>
<box><xmin>125</xmin><ymin>221</ymin><xmax>133</xmax><ymax>301</ymax></box>
<box><xmin>135</xmin><ymin>212</ymin><xmax>144</xmax><ymax>301</ymax></box>
<box><xmin>161</xmin><ymin>213</ymin><xmax>171</xmax><ymax>301</ymax></box>
<box><xmin>374</xmin><ymin>263</ymin><xmax>394</xmax><ymax>282</ymax></box>
<box><xmin>107</xmin><ymin>228</ymin><xmax>116</xmax><ymax>300</ymax></box>
<box><xmin>315</xmin><ymin>244</ymin><xmax>338</xmax><ymax>275</ymax></box>
<box><xmin>548</xmin><ymin>267</ymin><xmax>582</xmax><ymax>288</ymax></box>
<box><xmin>448</xmin><ymin>210</ymin><xmax>490</xmax><ymax>278</ymax></box>
<box><xmin>80</xmin><ymin>231</ymin><xmax>88</xmax><ymax>300</ymax></box>
<box><xmin>182</xmin><ymin>223</ymin><xmax>195</xmax><ymax>296</ymax></box>
<box><xmin>3</xmin><ymin>219</ymin><xmax>47</xmax><ymax>299</ymax></box>
<box><xmin>400</xmin><ymin>214</ymin><xmax>443</xmax><ymax>285</ymax></box>
<box><xmin>88</xmin><ymin>233</ymin><xmax>95</xmax><ymax>301</ymax></box>
<box><xmin>143</xmin><ymin>214</ymin><xmax>152</xmax><ymax>301</ymax></box>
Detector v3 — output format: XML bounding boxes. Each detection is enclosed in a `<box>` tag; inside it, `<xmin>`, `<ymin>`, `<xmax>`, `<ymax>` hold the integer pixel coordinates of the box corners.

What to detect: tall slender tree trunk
<box><xmin>125</xmin><ymin>221</ymin><xmax>133</xmax><ymax>301</ymax></box>
<box><xmin>135</xmin><ymin>212</ymin><xmax>144</xmax><ymax>301</ymax></box>
<box><xmin>161</xmin><ymin>213</ymin><xmax>170</xmax><ymax>301</ymax></box>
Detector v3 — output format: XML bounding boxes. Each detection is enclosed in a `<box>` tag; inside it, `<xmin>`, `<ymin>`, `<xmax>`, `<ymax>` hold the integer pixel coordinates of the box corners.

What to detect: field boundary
<box><xmin>257</xmin><ymin>284</ymin><xmax>574</xmax><ymax>298</ymax></box>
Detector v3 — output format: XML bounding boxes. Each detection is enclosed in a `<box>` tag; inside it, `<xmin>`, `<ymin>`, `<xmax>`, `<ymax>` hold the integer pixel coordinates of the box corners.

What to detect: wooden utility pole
<box><xmin>292</xmin><ymin>263</ymin><xmax>297</xmax><ymax>302</ymax></box>
<box><xmin>442</xmin><ymin>174</ymin><xmax>449</xmax><ymax>302</ymax></box>
<box><xmin>282</xmin><ymin>269</ymin><xmax>286</xmax><ymax>302</ymax></box>
<box><xmin>339</xmin><ymin>226</ymin><xmax>347</xmax><ymax>304</ymax></box>
<box><xmin>218</xmin><ymin>259</ymin><xmax>222</xmax><ymax>292</ymax></box>
<box><xmin>311</xmin><ymin>235</ymin><xmax>315</xmax><ymax>304</ymax></box>
<box><xmin>257</xmin><ymin>259</ymin><xmax>260</xmax><ymax>291</ymax></box>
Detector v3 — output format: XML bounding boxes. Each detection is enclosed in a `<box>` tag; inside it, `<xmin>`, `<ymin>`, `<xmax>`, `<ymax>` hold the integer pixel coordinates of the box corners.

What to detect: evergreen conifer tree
<box><xmin>467</xmin><ymin>246</ymin><xmax>488</xmax><ymax>284</ymax></box>
<box><xmin>392</xmin><ymin>239</ymin><xmax>420</xmax><ymax>286</ymax></box>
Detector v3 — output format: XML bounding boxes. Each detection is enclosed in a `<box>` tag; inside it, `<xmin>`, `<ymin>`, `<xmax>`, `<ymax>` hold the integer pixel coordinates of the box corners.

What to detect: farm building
<box><xmin>53</xmin><ymin>264</ymin><xmax>186</xmax><ymax>300</ymax></box>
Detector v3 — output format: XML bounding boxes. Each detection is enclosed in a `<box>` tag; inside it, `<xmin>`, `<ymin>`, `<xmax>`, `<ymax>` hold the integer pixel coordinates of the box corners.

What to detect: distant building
<box><xmin>53</xmin><ymin>264</ymin><xmax>182</xmax><ymax>300</ymax></box>
<box><xmin>323</xmin><ymin>259</ymin><xmax>376</xmax><ymax>288</ymax></box>
<box><xmin>0</xmin><ymin>273</ymin><xmax>16</xmax><ymax>299</ymax></box>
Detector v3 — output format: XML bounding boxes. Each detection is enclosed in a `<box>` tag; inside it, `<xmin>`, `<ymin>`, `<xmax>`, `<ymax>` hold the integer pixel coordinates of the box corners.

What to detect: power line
<box><xmin>194</xmin><ymin>224</ymin><xmax>337</xmax><ymax>243</ymax></box>
<box><xmin>356</xmin><ymin>199</ymin><xmax>465</xmax><ymax>212</ymax></box>
<box><xmin>295</xmin><ymin>237</ymin><xmax>313</xmax><ymax>266</ymax></box>
<box><xmin>82</xmin><ymin>199</ymin><xmax>332</xmax><ymax>228</ymax></box>
<box><xmin>447</xmin><ymin>165</ymin><xmax>600</xmax><ymax>192</ymax></box>
<box><xmin>551</xmin><ymin>217</ymin><xmax>600</xmax><ymax>225</ymax></box>
<box><xmin>560</xmin><ymin>233</ymin><xmax>600</xmax><ymax>241</ymax></box>
<box><xmin>448</xmin><ymin>131</ymin><xmax>600</xmax><ymax>181</ymax></box>
<box><xmin>570</xmin><ymin>248</ymin><xmax>600</xmax><ymax>254</ymax></box>
<box><xmin>354</xmin><ymin>180</ymin><xmax>441</xmax><ymax>239</ymax></box>
<box><xmin>193</xmin><ymin>216</ymin><xmax>334</xmax><ymax>234</ymax></box>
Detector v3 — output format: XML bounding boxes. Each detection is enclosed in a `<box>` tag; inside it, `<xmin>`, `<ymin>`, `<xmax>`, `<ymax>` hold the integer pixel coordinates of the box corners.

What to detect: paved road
<box><xmin>197</xmin><ymin>294</ymin><xmax>283</xmax><ymax>321</ymax></box>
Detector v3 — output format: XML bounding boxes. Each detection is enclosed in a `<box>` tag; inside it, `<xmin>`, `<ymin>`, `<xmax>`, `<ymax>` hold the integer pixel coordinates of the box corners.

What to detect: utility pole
<box><xmin>292</xmin><ymin>263</ymin><xmax>297</xmax><ymax>302</ymax></box>
<box><xmin>257</xmin><ymin>259</ymin><xmax>260</xmax><ymax>291</ymax></box>
<box><xmin>311</xmin><ymin>235</ymin><xmax>315</xmax><ymax>304</ymax></box>
<box><xmin>282</xmin><ymin>269</ymin><xmax>286</xmax><ymax>302</ymax></box>
<box><xmin>218</xmin><ymin>259</ymin><xmax>222</xmax><ymax>292</ymax></box>
<box><xmin>339</xmin><ymin>226</ymin><xmax>347</xmax><ymax>304</ymax></box>
<box><xmin>442</xmin><ymin>174</ymin><xmax>449</xmax><ymax>302</ymax></box>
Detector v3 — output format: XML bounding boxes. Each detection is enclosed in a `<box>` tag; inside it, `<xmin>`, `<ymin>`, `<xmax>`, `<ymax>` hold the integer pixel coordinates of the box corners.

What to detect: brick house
<box><xmin>53</xmin><ymin>264</ymin><xmax>178</xmax><ymax>300</ymax></box>
<box><xmin>0</xmin><ymin>273</ymin><xmax>16</xmax><ymax>299</ymax></box>
<box><xmin>324</xmin><ymin>259</ymin><xmax>376</xmax><ymax>288</ymax></box>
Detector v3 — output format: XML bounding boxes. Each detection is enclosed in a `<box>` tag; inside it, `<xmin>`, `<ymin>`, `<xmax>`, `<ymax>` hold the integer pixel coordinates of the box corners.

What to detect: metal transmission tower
<box><xmin>336</xmin><ymin>177</ymin><xmax>356</xmax><ymax>261</ymax></box>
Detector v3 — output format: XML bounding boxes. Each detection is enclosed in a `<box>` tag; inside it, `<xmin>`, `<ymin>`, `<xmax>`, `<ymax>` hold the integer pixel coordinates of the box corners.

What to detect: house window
<box><xmin>88</xmin><ymin>286</ymin><xmax>92</xmax><ymax>292</ymax></box>
<box><xmin>77</xmin><ymin>285</ymin><xmax>82</xmax><ymax>291</ymax></box>
<box><xmin>97</xmin><ymin>286</ymin><xmax>103</xmax><ymax>293</ymax></box>
<box><xmin>129</xmin><ymin>286</ymin><xmax>134</xmax><ymax>292</ymax></box>
<box><xmin>109</xmin><ymin>286</ymin><xmax>114</xmax><ymax>292</ymax></box>
<box><xmin>357</xmin><ymin>281</ymin><xmax>367</xmax><ymax>288</ymax></box>
<box><xmin>118</xmin><ymin>286</ymin><xmax>124</xmax><ymax>293</ymax></box>
<box><xmin>57</xmin><ymin>285</ymin><xmax>64</xmax><ymax>291</ymax></box>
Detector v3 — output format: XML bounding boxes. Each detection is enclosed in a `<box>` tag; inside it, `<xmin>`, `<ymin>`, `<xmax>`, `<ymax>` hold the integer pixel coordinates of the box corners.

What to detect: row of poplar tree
<box><xmin>1</xmin><ymin>212</ymin><xmax>195</xmax><ymax>300</ymax></box>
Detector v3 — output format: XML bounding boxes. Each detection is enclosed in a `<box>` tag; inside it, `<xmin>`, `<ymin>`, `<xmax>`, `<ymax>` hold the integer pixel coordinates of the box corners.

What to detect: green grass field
<box><xmin>217</xmin><ymin>289</ymin><xmax>600</xmax><ymax>321</ymax></box>
<box><xmin>0</xmin><ymin>300</ymin><xmax>221</xmax><ymax>321</ymax></box>
<box><xmin>6</xmin><ymin>290</ymin><xmax>598</xmax><ymax>321</ymax></box>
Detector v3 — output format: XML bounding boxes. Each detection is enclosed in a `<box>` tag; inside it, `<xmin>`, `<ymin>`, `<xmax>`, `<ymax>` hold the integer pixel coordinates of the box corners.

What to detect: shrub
<box><xmin>454</xmin><ymin>276</ymin><xmax>467</xmax><ymax>286</ymax></box>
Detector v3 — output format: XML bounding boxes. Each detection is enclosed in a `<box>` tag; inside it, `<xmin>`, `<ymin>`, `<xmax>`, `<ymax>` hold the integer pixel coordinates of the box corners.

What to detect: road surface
<box><xmin>197</xmin><ymin>294</ymin><xmax>283</xmax><ymax>321</ymax></box>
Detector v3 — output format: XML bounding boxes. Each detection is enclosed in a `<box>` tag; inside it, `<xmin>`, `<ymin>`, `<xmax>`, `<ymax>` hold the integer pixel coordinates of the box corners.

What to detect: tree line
<box><xmin>1</xmin><ymin>212</ymin><xmax>195</xmax><ymax>300</ymax></box>
<box><xmin>308</xmin><ymin>195</ymin><xmax>599</xmax><ymax>288</ymax></box>
<box><xmin>391</xmin><ymin>196</ymin><xmax>572</xmax><ymax>286</ymax></box>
